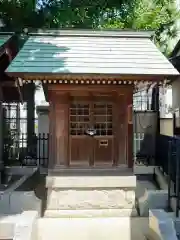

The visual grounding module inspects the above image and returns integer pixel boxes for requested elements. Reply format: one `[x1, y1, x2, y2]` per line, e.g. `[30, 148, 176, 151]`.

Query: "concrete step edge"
[44, 208, 138, 218]
[46, 176, 136, 189]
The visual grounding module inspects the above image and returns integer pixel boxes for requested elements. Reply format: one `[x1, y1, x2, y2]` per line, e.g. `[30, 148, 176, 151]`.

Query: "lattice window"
[94, 103, 113, 136]
[70, 103, 90, 135]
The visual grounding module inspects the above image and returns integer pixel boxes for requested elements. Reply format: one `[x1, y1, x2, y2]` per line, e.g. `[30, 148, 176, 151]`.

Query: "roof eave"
[6, 72, 179, 82]
[0, 33, 15, 53]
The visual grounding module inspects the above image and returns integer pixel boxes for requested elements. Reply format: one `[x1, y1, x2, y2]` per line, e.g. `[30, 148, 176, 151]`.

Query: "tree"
[97, 0, 180, 55]
[0, 0, 179, 55]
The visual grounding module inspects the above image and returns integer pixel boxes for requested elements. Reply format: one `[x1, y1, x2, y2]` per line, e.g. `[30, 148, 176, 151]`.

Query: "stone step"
[37, 217, 148, 240]
[48, 167, 132, 175]
[46, 189, 136, 211]
[44, 208, 138, 218]
[46, 175, 136, 189]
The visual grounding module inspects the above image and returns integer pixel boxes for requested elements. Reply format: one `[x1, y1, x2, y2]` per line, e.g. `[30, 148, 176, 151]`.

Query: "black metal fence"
[3, 133, 49, 167]
[156, 134, 180, 216]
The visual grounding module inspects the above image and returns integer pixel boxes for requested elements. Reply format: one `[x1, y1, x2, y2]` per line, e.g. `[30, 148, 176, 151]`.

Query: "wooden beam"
[0, 81, 15, 87]
[48, 84, 133, 94]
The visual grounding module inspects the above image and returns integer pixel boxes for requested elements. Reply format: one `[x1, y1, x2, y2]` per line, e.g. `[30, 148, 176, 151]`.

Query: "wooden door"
[69, 97, 114, 166]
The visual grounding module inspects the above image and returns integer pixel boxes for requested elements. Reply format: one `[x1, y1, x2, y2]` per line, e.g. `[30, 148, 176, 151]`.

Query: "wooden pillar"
[48, 91, 69, 168]
[26, 83, 35, 151]
[48, 94, 56, 169]
[117, 94, 126, 165]
[127, 86, 133, 168]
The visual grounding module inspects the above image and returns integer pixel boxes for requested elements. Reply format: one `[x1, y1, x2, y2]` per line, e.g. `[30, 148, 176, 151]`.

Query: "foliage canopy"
[0, 0, 179, 55]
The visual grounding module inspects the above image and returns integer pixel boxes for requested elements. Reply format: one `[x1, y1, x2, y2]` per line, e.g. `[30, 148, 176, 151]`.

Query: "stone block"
[46, 189, 136, 210]
[148, 209, 178, 240]
[0, 213, 21, 239]
[14, 211, 38, 240]
[138, 190, 168, 217]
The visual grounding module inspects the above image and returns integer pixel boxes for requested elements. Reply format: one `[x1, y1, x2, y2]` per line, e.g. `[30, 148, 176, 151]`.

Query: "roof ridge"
[28, 29, 154, 38]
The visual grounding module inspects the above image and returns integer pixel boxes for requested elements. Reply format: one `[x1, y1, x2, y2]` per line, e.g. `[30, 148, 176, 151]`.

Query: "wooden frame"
[48, 84, 133, 168]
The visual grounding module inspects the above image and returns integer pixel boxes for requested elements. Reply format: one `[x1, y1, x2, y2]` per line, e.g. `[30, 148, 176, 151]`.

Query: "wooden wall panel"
[48, 90, 69, 167]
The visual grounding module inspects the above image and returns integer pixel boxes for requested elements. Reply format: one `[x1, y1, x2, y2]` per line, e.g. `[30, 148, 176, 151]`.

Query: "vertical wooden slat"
[47, 133, 49, 168]
[89, 93, 94, 166]
[66, 93, 70, 166]
[113, 94, 118, 166]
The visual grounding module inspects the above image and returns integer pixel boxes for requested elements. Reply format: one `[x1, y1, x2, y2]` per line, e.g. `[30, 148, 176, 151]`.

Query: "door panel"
[70, 137, 91, 163]
[94, 137, 113, 163]
[69, 97, 114, 165]
[69, 101, 90, 164]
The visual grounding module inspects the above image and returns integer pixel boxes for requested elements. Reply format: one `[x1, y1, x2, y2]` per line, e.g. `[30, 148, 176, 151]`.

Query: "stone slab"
[44, 208, 138, 218]
[46, 189, 135, 210]
[37, 217, 148, 240]
[46, 175, 136, 189]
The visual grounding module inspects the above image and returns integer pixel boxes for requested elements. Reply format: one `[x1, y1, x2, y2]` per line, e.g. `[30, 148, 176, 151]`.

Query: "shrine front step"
[45, 175, 137, 217]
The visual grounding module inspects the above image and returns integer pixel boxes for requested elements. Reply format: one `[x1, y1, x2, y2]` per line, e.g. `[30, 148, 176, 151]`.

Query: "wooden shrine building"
[6, 30, 179, 169]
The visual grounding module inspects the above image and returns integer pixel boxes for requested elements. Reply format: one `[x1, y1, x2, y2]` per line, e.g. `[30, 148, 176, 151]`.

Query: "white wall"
[36, 106, 49, 135]
[36, 106, 49, 166]
[160, 118, 173, 136]
[172, 76, 180, 111]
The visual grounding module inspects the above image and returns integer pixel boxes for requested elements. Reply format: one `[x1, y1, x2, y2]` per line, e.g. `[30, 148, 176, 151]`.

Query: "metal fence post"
[167, 140, 172, 211]
[175, 139, 180, 217]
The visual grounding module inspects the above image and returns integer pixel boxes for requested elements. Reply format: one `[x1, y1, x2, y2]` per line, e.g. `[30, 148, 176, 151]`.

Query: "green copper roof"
[6, 30, 179, 76]
[0, 35, 12, 49]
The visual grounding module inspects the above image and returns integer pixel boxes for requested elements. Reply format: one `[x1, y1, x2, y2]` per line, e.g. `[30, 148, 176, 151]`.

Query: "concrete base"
[148, 209, 178, 240]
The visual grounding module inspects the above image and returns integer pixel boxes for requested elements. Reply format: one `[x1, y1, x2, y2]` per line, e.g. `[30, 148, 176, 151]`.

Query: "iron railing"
[3, 133, 49, 168]
[156, 134, 180, 217]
